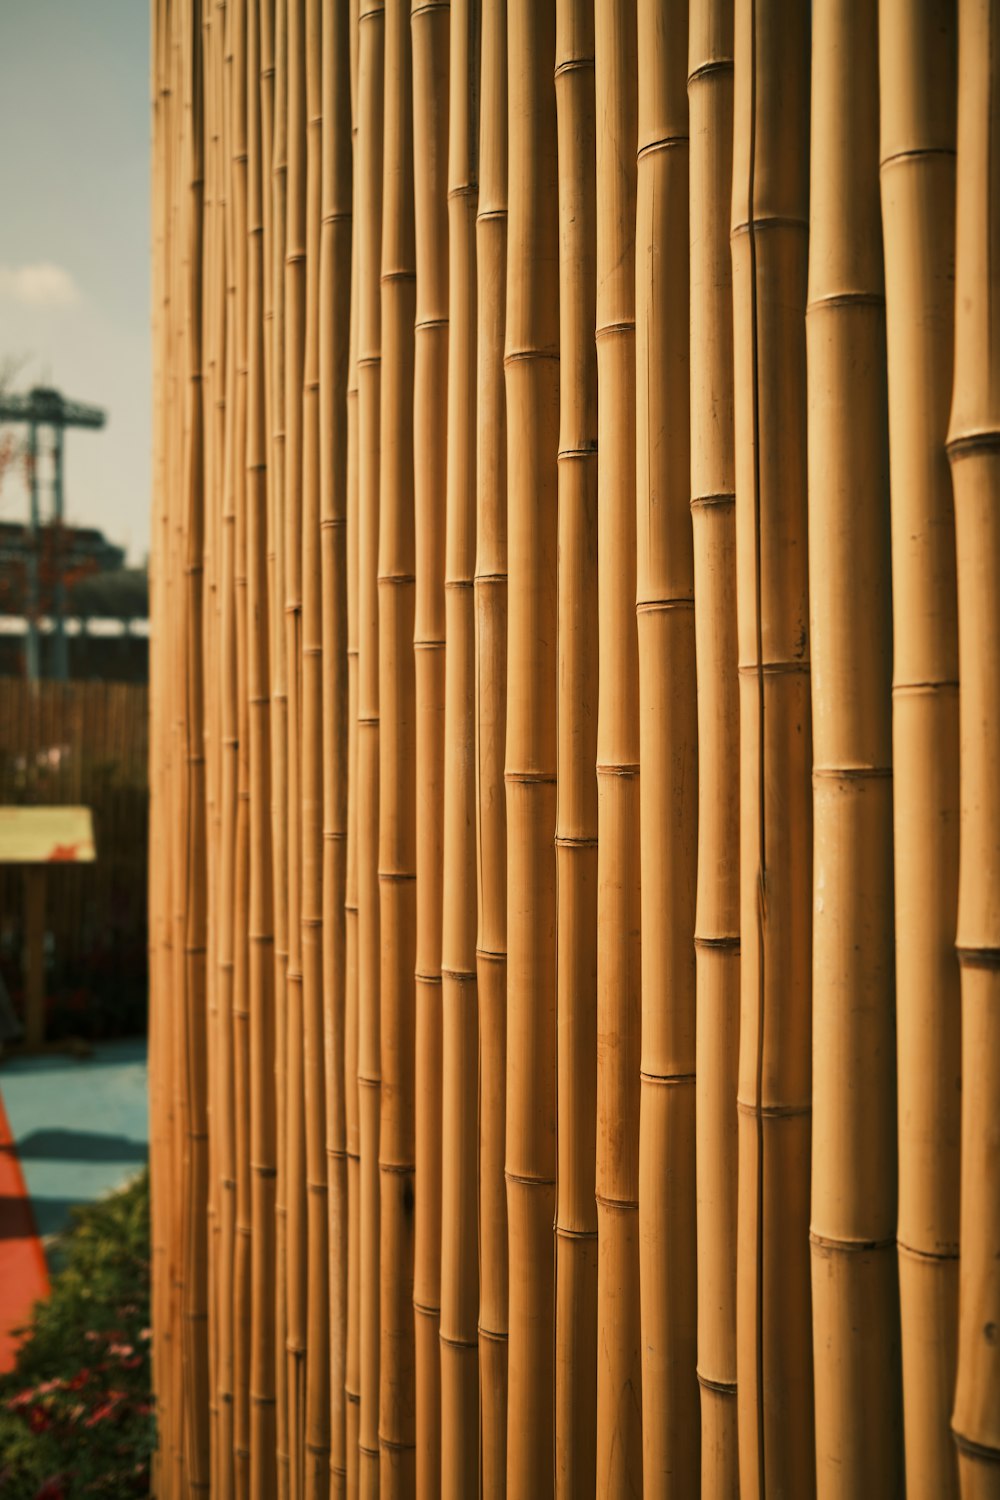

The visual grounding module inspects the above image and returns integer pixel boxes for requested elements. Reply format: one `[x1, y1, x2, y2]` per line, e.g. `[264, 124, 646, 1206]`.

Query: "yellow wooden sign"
[0, 806, 96, 864]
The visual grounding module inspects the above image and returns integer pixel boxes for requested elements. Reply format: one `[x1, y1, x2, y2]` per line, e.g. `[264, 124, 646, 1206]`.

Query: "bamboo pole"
[216, 0, 241, 1485]
[635, 1, 699, 1490]
[878, 5, 961, 1495]
[246, 0, 279, 1487]
[552, 0, 598, 1490]
[344, 2, 363, 1493]
[377, 4, 418, 1491]
[731, 0, 814, 1493]
[474, 1, 509, 1488]
[320, 1, 353, 1495]
[150, 9, 174, 1483]
[410, 3, 448, 1490]
[806, 2, 903, 1493]
[204, 4, 227, 1481]
[687, 0, 739, 1491]
[593, 0, 642, 1491]
[285, 0, 311, 1481]
[301, 0, 332, 1492]
[169, 12, 188, 1488]
[269, 0, 291, 1485]
[949, 2, 1000, 1491]
[356, 3, 385, 1492]
[440, 3, 479, 1492]
[180, 1, 211, 1485]
[504, 2, 558, 1494]
[230, 1, 254, 1485]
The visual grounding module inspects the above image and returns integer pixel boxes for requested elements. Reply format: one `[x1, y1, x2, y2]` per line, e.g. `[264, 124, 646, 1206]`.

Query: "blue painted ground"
[0, 1038, 148, 1252]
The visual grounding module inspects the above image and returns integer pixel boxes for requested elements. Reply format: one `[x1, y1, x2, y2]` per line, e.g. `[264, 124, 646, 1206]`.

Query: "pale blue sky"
[0, 2, 151, 562]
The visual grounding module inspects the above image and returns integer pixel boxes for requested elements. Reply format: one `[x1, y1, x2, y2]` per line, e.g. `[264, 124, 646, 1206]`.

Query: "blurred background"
[0, 0, 150, 1043]
[0, 11, 154, 1462]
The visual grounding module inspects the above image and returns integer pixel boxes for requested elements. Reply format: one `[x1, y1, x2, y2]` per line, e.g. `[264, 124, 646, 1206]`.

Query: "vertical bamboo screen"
[149, 1, 1000, 1495]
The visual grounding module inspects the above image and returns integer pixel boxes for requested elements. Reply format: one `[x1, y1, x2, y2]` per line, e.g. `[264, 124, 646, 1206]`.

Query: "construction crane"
[0, 386, 107, 681]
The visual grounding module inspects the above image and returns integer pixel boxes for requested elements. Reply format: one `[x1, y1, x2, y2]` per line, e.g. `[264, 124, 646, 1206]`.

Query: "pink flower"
[84, 1397, 121, 1428]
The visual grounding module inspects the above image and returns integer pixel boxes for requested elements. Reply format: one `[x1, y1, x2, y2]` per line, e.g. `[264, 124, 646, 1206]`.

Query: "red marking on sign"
[47, 843, 82, 863]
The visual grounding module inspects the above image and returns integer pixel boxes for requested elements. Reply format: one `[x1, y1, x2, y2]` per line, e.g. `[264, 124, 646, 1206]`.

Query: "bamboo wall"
[0, 677, 148, 1030]
[148, 1, 1000, 1496]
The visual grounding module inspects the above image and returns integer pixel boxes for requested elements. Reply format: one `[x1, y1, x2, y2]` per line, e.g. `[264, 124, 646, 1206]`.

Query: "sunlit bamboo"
[474, 2, 509, 1488]
[878, 5, 961, 1494]
[635, 0, 700, 1490]
[356, 3, 385, 1492]
[246, 0, 279, 1487]
[301, 0, 331, 1491]
[319, 0, 353, 1494]
[807, 2, 903, 1493]
[377, 1, 418, 1491]
[731, 0, 814, 1492]
[410, 2, 449, 1489]
[552, 0, 598, 1490]
[284, 0, 310, 1484]
[687, 0, 739, 1491]
[594, 0, 642, 1489]
[504, 3, 559, 1494]
[949, 1, 1000, 1491]
[439, 3, 479, 1492]
[344, 2, 362, 1492]
[268, 0, 292, 1484]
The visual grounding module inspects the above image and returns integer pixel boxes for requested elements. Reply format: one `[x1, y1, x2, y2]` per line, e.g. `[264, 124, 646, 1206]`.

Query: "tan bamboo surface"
[246, 0, 280, 1487]
[949, 1, 1000, 1491]
[301, 0, 333, 1493]
[203, 3, 226, 1482]
[593, 0, 642, 1491]
[635, 0, 699, 1492]
[283, 0, 310, 1486]
[356, 3, 385, 1493]
[688, 0, 739, 1492]
[878, 4, 961, 1495]
[474, 1, 509, 1489]
[410, 1, 449, 1492]
[232, 0, 254, 1478]
[552, 0, 598, 1491]
[731, 0, 815, 1495]
[268, 0, 292, 1486]
[439, 3, 480, 1494]
[806, 2, 903, 1494]
[216, 0, 241, 1486]
[319, 1, 353, 1494]
[182, 2, 212, 1486]
[149, 7, 172, 1484]
[377, 1, 418, 1492]
[230, 0, 254, 1485]
[503, 2, 559, 1495]
[345, 2, 363, 1492]
[149, 6, 1000, 1495]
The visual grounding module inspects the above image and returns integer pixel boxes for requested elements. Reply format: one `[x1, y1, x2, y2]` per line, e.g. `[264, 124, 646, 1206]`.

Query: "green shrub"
[0, 1171, 154, 1497]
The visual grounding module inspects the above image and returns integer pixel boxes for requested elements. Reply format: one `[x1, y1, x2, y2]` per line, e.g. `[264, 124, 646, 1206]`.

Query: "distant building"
[0, 522, 148, 683]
